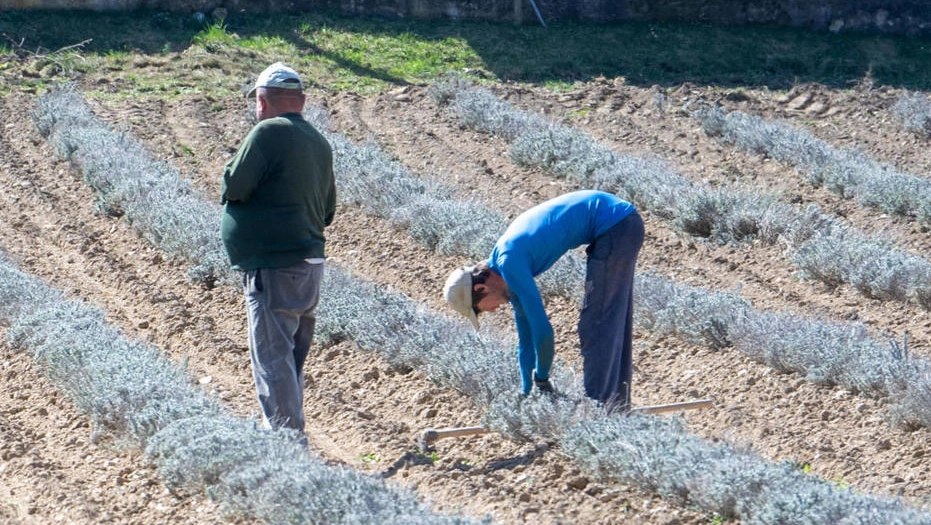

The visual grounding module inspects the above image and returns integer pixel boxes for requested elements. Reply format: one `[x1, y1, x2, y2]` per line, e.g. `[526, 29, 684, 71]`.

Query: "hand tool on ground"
[415, 398, 714, 450]
[417, 425, 489, 451]
[625, 398, 715, 416]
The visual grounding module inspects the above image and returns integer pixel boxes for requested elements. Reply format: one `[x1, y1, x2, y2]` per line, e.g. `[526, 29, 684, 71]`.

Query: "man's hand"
[533, 372, 555, 394]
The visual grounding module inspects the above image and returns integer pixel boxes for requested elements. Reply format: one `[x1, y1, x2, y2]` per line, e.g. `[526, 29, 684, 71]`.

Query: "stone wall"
[4, 0, 931, 35]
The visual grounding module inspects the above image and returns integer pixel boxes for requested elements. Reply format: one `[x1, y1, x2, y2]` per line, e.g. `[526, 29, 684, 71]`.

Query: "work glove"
[533, 372, 555, 395]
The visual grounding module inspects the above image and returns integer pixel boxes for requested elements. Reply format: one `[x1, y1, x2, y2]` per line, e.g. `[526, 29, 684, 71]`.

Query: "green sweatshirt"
[221, 113, 336, 271]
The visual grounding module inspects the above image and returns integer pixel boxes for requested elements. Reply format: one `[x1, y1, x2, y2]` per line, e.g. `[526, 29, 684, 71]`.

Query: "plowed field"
[2, 11, 931, 525]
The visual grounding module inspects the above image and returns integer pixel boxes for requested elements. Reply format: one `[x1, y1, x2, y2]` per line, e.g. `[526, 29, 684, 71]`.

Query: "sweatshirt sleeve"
[501, 264, 554, 394]
[221, 127, 268, 204]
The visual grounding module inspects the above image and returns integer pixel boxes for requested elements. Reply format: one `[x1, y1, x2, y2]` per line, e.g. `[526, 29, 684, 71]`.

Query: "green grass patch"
[190, 21, 239, 52]
[3, 9, 931, 97]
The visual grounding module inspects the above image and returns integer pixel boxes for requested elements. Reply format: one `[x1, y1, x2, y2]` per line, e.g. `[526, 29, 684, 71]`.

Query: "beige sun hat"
[443, 265, 479, 330]
[246, 62, 304, 98]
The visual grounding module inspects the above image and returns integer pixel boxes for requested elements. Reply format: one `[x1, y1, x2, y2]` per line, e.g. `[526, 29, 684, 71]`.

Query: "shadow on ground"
[4, 9, 931, 90]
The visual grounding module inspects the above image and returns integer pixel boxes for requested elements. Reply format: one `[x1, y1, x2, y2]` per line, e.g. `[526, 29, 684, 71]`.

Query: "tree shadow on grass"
[5, 9, 931, 93]
[239, 11, 931, 91]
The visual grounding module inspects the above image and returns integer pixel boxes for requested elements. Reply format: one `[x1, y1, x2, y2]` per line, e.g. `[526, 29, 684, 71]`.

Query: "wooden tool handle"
[628, 398, 714, 415]
[428, 426, 488, 440]
[418, 425, 489, 448]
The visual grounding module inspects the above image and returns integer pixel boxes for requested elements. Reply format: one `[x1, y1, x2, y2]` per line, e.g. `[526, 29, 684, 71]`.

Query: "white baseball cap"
[443, 265, 479, 330]
[246, 62, 304, 98]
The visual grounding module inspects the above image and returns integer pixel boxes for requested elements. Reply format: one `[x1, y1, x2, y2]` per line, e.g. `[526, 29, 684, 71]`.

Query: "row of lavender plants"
[26, 84, 480, 525]
[30, 83, 931, 524]
[892, 92, 931, 138]
[424, 78, 931, 426]
[430, 78, 931, 312]
[698, 104, 931, 225]
[0, 258, 476, 525]
[304, 91, 931, 430]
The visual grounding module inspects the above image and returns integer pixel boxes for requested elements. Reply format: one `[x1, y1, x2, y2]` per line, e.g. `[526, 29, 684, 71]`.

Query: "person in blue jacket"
[443, 190, 644, 410]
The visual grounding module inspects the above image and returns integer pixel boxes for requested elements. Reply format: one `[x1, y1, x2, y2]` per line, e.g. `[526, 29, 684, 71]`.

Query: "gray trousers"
[578, 211, 644, 409]
[243, 260, 323, 438]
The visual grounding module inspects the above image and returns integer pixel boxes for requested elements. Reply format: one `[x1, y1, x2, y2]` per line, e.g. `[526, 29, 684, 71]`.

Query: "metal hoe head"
[416, 426, 487, 452]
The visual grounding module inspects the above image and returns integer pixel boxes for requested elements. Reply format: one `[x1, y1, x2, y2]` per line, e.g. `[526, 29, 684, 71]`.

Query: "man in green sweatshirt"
[221, 62, 336, 444]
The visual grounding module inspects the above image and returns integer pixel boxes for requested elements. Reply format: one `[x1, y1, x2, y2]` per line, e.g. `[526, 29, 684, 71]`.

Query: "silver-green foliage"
[727, 308, 897, 393]
[439, 81, 931, 311]
[892, 92, 931, 138]
[672, 186, 794, 243]
[307, 103, 590, 329]
[793, 232, 931, 309]
[448, 87, 547, 141]
[426, 73, 479, 107]
[33, 83, 931, 524]
[32, 83, 229, 286]
[147, 414, 476, 525]
[450, 83, 817, 247]
[216, 459, 477, 525]
[226, 86, 931, 521]
[305, 108, 504, 260]
[634, 272, 931, 426]
[28, 83, 528, 428]
[507, 123, 785, 244]
[331, 76, 931, 440]
[563, 414, 931, 525]
[0, 254, 478, 524]
[535, 250, 586, 303]
[886, 358, 931, 429]
[634, 273, 748, 350]
[145, 414, 305, 493]
[27, 86, 485, 524]
[341, 78, 931, 428]
[484, 384, 602, 444]
[509, 125, 616, 182]
[1, 268, 219, 447]
[392, 196, 504, 258]
[700, 105, 931, 225]
[326, 131, 429, 215]
[314, 265, 520, 406]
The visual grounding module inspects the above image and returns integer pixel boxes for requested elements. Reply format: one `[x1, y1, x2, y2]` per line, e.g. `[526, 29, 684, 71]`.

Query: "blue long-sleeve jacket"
[486, 190, 635, 394]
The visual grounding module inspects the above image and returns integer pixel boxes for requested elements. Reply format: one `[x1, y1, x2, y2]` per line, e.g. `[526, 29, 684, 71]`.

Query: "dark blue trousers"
[578, 211, 644, 409]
